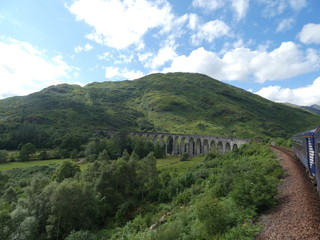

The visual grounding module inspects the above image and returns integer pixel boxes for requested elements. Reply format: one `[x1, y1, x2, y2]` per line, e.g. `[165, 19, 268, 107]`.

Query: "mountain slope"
[301, 105, 320, 115]
[0, 72, 319, 149]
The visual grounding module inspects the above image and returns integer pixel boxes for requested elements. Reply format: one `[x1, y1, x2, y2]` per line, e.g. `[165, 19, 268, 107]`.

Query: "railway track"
[270, 145, 297, 159]
[271, 144, 317, 184]
[257, 145, 320, 239]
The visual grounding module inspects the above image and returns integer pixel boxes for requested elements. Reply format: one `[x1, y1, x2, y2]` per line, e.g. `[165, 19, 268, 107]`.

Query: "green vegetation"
[0, 142, 283, 239]
[0, 73, 319, 152]
[0, 72, 314, 239]
[157, 156, 203, 174]
[99, 142, 282, 239]
[0, 159, 66, 172]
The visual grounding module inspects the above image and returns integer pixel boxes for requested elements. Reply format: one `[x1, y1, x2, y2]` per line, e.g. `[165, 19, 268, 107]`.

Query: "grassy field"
[1, 155, 204, 174]
[0, 159, 70, 172]
[156, 156, 204, 174]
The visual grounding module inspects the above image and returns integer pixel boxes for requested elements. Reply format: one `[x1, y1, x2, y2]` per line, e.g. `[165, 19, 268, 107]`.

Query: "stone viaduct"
[104, 131, 250, 157]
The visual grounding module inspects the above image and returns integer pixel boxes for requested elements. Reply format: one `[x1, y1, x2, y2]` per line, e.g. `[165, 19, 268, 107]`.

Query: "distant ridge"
[284, 103, 320, 115]
[0, 72, 320, 149]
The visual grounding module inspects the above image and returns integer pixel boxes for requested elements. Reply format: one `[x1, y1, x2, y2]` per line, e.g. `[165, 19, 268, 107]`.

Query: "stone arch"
[203, 139, 209, 155]
[160, 135, 165, 147]
[188, 138, 195, 157]
[166, 135, 174, 155]
[232, 144, 238, 151]
[152, 135, 159, 146]
[173, 136, 180, 155]
[180, 137, 187, 155]
[144, 134, 152, 143]
[225, 142, 231, 152]
[217, 141, 223, 154]
[196, 138, 202, 155]
[210, 140, 216, 152]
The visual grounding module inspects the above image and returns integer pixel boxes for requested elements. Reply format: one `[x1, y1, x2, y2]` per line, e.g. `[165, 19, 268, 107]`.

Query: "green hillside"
[0, 72, 319, 149]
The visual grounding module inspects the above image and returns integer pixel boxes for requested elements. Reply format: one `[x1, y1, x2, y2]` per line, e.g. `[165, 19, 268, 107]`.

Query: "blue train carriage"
[292, 128, 317, 179]
[313, 128, 320, 191]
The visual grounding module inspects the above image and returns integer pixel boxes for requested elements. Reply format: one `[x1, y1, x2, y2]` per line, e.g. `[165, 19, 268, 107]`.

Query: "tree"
[52, 161, 80, 183]
[0, 150, 9, 163]
[65, 230, 96, 240]
[136, 152, 159, 200]
[154, 143, 165, 158]
[0, 203, 12, 240]
[22, 176, 53, 238]
[39, 150, 48, 160]
[97, 149, 110, 161]
[0, 173, 9, 195]
[3, 186, 17, 203]
[60, 132, 88, 151]
[47, 180, 98, 239]
[114, 130, 129, 157]
[70, 149, 78, 159]
[19, 143, 36, 161]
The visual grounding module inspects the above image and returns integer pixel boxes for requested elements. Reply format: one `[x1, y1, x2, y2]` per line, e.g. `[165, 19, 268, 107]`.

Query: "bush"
[52, 160, 80, 182]
[0, 150, 9, 163]
[196, 196, 234, 236]
[179, 153, 189, 161]
[230, 174, 277, 212]
[222, 223, 262, 240]
[65, 230, 96, 240]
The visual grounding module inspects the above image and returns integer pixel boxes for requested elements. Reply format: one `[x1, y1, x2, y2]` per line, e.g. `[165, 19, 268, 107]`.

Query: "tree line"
[0, 142, 284, 239]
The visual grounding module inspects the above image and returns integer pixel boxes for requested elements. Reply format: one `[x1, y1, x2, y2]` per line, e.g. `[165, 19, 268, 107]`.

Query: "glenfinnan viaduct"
[104, 131, 250, 157]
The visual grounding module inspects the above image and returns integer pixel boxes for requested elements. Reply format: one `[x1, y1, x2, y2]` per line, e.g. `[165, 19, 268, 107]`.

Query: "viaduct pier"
[103, 131, 250, 157]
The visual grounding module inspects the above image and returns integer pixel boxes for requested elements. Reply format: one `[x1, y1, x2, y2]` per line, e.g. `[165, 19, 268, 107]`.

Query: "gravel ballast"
[257, 148, 320, 240]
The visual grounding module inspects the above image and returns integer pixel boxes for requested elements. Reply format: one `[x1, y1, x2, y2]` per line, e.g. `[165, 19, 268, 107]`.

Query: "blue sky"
[0, 0, 320, 105]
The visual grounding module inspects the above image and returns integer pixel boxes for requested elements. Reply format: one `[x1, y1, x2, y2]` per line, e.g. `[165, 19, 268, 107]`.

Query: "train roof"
[292, 127, 319, 138]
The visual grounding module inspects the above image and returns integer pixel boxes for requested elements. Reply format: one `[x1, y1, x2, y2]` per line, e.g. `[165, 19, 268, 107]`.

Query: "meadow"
[0, 159, 69, 172]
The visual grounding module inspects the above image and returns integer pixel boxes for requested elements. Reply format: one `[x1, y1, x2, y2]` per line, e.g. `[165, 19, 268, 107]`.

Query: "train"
[292, 127, 320, 191]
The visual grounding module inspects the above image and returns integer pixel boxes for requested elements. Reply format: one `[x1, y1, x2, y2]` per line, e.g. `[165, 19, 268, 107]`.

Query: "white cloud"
[138, 52, 153, 62]
[105, 66, 120, 79]
[74, 43, 93, 53]
[288, 0, 307, 11]
[162, 47, 223, 77]
[276, 18, 295, 32]
[256, 77, 320, 105]
[188, 14, 199, 30]
[192, 0, 224, 11]
[0, 37, 75, 99]
[105, 66, 144, 80]
[297, 23, 320, 44]
[67, 0, 174, 49]
[191, 20, 231, 45]
[231, 0, 249, 21]
[98, 52, 111, 61]
[163, 42, 320, 83]
[192, 0, 249, 20]
[149, 45, 177, 69]
[259, 0, 286, 17]
[258, 0, 306, 17]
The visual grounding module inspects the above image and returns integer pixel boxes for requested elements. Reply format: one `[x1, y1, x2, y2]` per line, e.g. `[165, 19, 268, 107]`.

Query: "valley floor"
[257, 148, 320, 239]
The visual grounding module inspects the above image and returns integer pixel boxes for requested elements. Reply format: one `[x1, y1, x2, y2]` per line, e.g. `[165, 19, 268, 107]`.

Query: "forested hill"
[0, 72, 319, 149]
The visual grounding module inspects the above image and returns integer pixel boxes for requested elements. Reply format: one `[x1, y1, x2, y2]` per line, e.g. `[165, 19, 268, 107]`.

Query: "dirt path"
[257, 148, 320, 240]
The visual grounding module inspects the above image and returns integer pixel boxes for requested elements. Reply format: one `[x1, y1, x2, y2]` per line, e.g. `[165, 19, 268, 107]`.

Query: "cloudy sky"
[1, 0, 320, 105]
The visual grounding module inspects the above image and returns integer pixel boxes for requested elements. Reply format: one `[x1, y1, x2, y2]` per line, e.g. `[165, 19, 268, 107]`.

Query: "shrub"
[65, 230, 96, 240]
[179, 153, 189, 161]
[0, 150, 9, 163]
[196, 196, 233, 236]
[230, 174, 277, 212]
[52, 160, 80, 182]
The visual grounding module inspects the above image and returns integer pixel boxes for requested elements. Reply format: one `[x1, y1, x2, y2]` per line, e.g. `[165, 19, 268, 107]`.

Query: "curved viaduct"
[105, 131, 250, 157]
